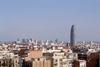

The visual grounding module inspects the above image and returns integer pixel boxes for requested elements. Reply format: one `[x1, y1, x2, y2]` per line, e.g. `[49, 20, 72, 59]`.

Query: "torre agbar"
[70, 25, 77, 46]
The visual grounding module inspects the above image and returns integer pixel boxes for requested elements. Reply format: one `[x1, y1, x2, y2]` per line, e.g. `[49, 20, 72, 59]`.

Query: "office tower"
[66, 41, 70, 46]
[17, 38, 20, 41]
[38, 40, 44, 44]
[17, 38, 20, 43]
[70, 25, 77, 46]
[26, 39, 30, 43]
[55, 39, 58, 43]
[50, 40, 53, 43]
[90, 41, 93, 45]
[30, 38, 33, 42]
[40, 40, 44, 44]
[34, 40, 38, 45]
[46, 40, 49, 45]
[22, 39, 26, 43]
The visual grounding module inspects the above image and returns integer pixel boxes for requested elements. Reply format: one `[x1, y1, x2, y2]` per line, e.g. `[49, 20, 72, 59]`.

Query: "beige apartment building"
[25, 50, 42, 61]
[25, 58, 53, 67]
[43, 51, 78, 67]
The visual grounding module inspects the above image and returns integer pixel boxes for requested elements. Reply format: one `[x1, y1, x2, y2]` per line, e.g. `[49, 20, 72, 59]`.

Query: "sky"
[0, 0, 100, 42]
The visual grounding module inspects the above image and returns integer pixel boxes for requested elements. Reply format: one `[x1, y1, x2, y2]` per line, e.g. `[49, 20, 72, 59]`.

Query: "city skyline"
[0, 0, 100, 41]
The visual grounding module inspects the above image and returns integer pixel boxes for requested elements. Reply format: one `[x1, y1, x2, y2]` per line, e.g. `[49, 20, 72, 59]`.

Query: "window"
[16, 61, 17, 63]
[60, 59, 62, 61]
[54, 63, 58, 66]
[54, 59, 58, 62]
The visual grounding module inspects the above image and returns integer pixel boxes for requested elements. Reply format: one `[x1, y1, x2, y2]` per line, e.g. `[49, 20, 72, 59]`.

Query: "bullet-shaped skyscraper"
[70, 25, 77, 46]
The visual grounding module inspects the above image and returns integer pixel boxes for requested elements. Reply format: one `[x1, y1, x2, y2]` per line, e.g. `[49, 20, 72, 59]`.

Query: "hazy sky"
[0, 0, 100, 42]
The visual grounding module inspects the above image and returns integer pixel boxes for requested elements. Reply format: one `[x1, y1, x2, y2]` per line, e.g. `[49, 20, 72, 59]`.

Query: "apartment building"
[25, 50, 42, 61]
[25, 58, 53, 67]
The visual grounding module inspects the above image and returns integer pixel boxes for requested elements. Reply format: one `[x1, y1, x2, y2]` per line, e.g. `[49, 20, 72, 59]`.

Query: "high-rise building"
[55, 39, 58, 43]
[30, 38, 33, 42]
[26, 39, 30, 43]
[17, 38, 20, 43]
[22, 39, 26, 43]
[45, 40, 49, 45]
[70, 25, 77, 46]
